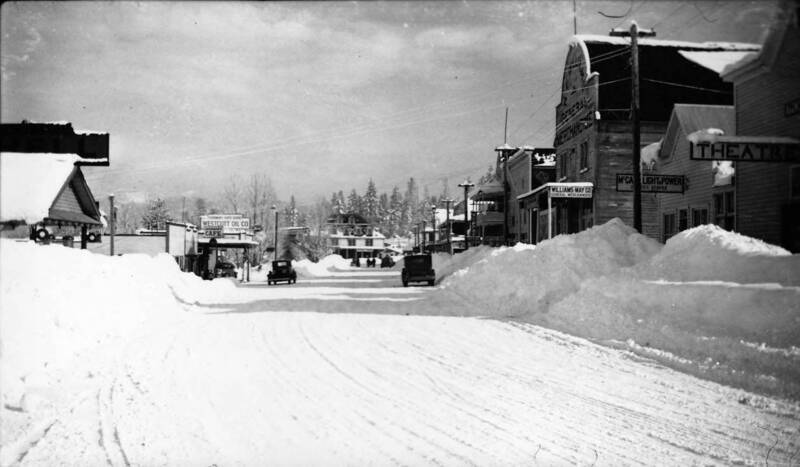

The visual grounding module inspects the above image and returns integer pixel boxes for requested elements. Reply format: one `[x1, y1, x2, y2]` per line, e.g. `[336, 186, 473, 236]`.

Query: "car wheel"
[402, 281, 408, 287]
[88, 232, 97, 242]
[428, 280, 434, 286]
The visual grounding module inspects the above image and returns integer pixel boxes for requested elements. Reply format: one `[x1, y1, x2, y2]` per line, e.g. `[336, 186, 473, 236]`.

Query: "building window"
[678, 209, 688, 231]
[365, 238, 373, 247]
[347, 238, 356, 246]
[792, 166, 800, 197]
[663, 213, 676, 242]
[713, 191, 735, 231]
[579, 141, 588, 171]
[692, 208, 708, 227]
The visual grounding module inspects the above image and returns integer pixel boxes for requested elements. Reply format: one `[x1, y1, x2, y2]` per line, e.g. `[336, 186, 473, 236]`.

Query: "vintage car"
[401, 254, 435, 287]
[214, 261, 238, 279]
[267, 260, 297, 285]
[380, 256, 395, 268]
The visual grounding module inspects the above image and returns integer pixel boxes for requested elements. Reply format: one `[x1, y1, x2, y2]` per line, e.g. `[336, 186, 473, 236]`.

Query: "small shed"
[0, 152, 102, 247]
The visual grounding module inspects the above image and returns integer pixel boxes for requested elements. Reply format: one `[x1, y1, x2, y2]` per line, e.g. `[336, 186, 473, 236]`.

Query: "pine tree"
[363, 179, 379, 223]
[347, 189, 361, 214]
[141, 198, 173, 230]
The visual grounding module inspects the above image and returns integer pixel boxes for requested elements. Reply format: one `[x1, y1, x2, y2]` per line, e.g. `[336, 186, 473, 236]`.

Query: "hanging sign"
[616, 174, 685, 193]
[548, 183, 593, 198]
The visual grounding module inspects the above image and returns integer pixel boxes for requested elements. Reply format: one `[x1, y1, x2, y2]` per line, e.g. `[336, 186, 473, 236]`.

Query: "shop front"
[517, 182, 594, 242]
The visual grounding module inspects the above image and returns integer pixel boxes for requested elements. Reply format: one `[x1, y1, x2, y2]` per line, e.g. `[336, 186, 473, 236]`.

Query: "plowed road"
[8, 270, 800, 466]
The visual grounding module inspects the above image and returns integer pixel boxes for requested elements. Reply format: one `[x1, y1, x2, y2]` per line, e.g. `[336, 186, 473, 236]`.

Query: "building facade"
[552, 34, 759, 240]
[324, 212, 386, 259]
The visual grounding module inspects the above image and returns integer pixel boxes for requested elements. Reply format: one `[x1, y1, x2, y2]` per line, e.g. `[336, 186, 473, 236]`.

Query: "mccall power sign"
[616, 174, 685, 194]
[200, 214, 251, 233]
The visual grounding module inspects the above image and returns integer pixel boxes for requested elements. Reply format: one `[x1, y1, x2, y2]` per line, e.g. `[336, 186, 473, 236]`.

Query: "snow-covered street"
[3, 260, 799, 466]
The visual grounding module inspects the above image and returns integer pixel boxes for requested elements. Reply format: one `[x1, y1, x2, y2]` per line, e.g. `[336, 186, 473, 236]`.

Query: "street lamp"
[271, 205, 278, 261]
[458, 180, 474, 249]
[430, 204, 437, 250]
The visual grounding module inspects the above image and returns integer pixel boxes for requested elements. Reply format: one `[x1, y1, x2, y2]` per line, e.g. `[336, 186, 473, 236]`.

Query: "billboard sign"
[616, 174, 685, 194]
[200, 214, 251, 233]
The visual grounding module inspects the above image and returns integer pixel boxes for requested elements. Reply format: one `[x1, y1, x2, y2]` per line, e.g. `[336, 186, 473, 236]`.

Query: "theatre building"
[717, 4, 800, 251]
[550, 34, 759, 240]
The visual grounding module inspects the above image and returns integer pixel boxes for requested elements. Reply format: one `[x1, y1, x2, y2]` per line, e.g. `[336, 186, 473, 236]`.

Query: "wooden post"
[547, 188, 553, 240]
[610, 23, 655, 233]
[109, 194, 115, 256]
[80, 225, 88, 249]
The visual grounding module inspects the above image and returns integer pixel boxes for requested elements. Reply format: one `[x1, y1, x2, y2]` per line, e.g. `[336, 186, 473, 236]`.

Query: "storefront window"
[692, 208, 708, 226]
[580, 141, 588, 171]
[714, 191, 735, 230]
[678, 209, 688, 231]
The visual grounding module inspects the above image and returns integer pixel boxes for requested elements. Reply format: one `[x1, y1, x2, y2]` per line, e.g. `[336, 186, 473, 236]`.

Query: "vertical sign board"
[166, 223, 187, 256]
[616, 174, 685, 193]
[554, 45, 597, 148]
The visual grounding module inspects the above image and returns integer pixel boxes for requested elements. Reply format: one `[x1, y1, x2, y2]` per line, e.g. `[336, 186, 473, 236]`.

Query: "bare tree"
[222, 175, 244, 214]
[246, 173, 277, 227]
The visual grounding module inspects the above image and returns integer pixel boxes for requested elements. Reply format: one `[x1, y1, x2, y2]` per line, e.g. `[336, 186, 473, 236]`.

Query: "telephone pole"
[458, 180, 474, 250]
[610, 22, 655, 233]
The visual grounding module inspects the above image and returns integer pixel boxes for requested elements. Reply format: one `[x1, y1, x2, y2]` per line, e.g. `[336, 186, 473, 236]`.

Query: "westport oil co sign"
[200, 214, 251, 234]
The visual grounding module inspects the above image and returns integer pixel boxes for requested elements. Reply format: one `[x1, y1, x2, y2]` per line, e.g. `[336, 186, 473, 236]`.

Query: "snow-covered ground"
[1, 219, 799, 465]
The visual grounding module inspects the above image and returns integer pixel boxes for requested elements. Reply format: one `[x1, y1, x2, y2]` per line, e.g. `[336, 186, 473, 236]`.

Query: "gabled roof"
[0, 152, 102, 225]
[660, 105, 735, 159]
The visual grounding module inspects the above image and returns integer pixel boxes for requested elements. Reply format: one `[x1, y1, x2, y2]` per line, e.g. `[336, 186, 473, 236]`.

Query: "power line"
[642, 77, 732, 94]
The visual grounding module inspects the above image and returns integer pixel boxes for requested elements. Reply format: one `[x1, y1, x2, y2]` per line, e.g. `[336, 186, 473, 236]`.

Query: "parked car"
[401, 254, 435, 287]
[214, 261, 238, 279]
[268, 260, 297, 285]
[380, 256, 395, 268]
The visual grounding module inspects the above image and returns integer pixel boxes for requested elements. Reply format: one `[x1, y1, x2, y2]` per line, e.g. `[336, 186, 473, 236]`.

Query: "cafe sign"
[689, 136, 800, 163]
[549, 183, 593, 198]
[616, 174, 685, 194]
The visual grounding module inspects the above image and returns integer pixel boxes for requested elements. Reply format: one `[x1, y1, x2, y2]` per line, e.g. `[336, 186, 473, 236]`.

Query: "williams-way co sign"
[616, 174, 685, 194]
[548, 183, 593, 198]
[200, 214, 250, 233]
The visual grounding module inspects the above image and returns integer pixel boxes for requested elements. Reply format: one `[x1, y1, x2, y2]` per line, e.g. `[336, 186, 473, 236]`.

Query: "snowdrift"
[0, 239, 233, 409]
[437, 219, 800, 399]
[293, 254, 353, 277]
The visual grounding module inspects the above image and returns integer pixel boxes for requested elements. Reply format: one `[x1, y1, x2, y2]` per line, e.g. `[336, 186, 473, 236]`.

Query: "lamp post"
[458, 180, 474, 249]
[430, 204, 437, 251]
[271, 205, 278, 261]
[443, 199, 453, 254]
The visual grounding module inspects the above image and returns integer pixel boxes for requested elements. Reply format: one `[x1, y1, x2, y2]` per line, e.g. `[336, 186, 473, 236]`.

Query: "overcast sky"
[1, 1, 780, 204]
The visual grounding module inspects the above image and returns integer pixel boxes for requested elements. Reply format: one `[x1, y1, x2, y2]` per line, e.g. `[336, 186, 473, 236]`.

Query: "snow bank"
[437, 220, 800, 398]
[0, 239, 230, 409]
[293, 254, 353, 277]
[440, 218, 661, 315]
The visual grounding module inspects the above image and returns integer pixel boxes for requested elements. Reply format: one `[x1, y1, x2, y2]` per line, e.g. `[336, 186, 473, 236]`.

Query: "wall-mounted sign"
[549, 183, 593, 198]
[689, 140, 799, 163]
[200, 214, 251, 233]
[554, 44, 597, 147]
[616, 173, 685, 194]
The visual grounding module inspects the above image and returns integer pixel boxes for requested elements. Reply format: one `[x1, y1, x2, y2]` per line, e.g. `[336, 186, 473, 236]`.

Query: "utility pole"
[271, 205, 278, 260]
[443, 199, 453, 254]
[109, 194, 115, 256]
[421, 220, 426, 252]
[430, 205, 437, 251]
[458, 180, 474, 250]
[610, 22, 655, 233]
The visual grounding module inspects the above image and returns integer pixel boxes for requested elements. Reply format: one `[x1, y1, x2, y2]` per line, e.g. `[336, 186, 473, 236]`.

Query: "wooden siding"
[734, 48, 800, 248]
[51, 183, 81, 213]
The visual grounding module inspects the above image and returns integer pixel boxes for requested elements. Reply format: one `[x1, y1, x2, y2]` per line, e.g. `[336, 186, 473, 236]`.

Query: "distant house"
[0, 152, 103, 247]
[324, 212, 386, 260]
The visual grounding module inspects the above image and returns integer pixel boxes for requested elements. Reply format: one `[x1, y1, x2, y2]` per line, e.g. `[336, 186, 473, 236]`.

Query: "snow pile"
[440, 218, 661, 315]
[0, 239, 230, 410]
[293, 254, 353, 277]
[438, 220, 800, 398]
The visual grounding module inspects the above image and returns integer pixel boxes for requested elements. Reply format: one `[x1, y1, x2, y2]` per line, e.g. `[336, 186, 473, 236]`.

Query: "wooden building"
[324, 212, 386, 260]
[553, 34, 759, 240]
[719, 2, 800, 251]
[655, 104, 736, 241]
[0, 153, 103, 247]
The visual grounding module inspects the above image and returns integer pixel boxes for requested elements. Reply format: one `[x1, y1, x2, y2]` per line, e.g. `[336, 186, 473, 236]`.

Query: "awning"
[198, 238, 259, 249]
[46, 209, 103, 226]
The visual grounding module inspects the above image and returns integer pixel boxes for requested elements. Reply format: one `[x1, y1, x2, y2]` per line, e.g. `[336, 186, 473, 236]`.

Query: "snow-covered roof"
[678, 51, 758, 74]
[572, 35, 759, 51]
[641, 140, 662, 168]
[0, 152, 83, 224]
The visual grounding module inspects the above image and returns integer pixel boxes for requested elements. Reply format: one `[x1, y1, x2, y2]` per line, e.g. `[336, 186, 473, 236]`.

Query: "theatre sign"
[689, 135, 800, 163]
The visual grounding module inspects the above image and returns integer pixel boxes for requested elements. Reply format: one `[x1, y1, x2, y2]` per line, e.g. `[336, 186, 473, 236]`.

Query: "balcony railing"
[475, 211, 503, 225]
